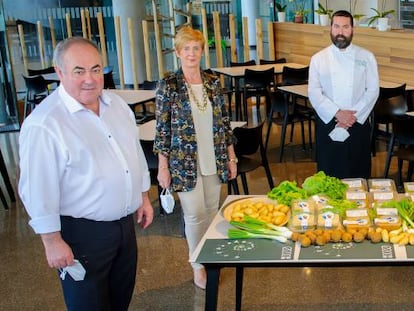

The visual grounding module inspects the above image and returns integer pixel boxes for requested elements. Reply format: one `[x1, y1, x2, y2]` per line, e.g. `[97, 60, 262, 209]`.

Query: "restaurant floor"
[1, 121, 414, 311]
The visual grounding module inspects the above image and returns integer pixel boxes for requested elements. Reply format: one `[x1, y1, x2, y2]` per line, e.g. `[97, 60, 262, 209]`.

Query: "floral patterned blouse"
[153, 68, 235, 192]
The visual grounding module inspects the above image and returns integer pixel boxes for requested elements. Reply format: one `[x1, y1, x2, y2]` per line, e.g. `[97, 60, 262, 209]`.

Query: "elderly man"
[308, 10, 379, 179]
[18, 37, 153, 310]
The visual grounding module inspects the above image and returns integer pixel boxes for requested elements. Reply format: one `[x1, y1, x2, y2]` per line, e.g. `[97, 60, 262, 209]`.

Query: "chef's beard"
[331, 33, 353, 49]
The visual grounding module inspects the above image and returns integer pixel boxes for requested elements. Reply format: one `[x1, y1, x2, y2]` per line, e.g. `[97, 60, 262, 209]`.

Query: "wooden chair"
[28, 66, 59, 89]
[135, 80, 157, 124]
[228, 122, 274, 195]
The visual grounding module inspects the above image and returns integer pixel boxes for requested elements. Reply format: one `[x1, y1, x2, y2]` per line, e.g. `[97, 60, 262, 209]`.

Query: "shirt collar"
[331, 43, 354, 54]
[58, 85, 111, 114]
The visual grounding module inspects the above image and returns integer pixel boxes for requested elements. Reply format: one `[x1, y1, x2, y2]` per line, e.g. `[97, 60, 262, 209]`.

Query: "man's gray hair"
[53, 37, 101, 72]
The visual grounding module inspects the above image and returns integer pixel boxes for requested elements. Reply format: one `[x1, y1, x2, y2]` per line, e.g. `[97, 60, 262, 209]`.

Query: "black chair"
[135, 80, 157, 124]
[228, 60, 256, 120]
[242, 67, 275, 123]
[228, 122, 274, 195]
[103, 66, 116, 89]
[383, 114, 414, 188]
[22, 75, 50, 119]
[371, 83, 407, 156]
[265, 66, 312, 162]
[259, 58, 287, 86]
[28, 66, 59, 88]
[140, 139, 163, 215]
[0, 148, 16, 209]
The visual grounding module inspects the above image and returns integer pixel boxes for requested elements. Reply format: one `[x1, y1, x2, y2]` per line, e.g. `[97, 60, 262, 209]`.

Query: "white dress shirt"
[18, 86, 151, 234]
[308, 43, 379, 124]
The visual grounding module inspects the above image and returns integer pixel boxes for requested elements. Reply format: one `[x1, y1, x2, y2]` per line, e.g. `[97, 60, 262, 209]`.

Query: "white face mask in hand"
[59, 259, 86, 281]
[329, 127, 350, 142]
[160, 188, 175, 214]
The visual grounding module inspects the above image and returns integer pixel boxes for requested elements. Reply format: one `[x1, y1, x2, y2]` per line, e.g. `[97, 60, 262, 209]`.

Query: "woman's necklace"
[185, 80, 208, 113]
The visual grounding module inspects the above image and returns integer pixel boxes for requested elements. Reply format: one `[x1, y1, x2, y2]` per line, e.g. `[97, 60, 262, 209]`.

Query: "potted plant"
[289, 0, 309, 23]
[315, 1, 332, 26]
[349, 0, 365, 26]
[275, 1, 287, 22]
[367, 0, 395, 31]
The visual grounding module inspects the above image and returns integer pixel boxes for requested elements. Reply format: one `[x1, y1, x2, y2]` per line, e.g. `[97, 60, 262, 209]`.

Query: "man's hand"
[137, 192, 154, 229]
[41, 232, 74, 269]
[335, 109, 357, 129]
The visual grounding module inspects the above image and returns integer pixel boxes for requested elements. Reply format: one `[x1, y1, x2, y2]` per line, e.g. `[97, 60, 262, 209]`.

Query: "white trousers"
[177, 173, 221, 270]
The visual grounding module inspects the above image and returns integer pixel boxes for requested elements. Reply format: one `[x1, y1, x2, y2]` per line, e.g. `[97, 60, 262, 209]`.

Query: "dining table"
[138, 119, 247, 141]
[108, 89, 156, 109]
[211, 63, 307, 121]
[190, 194, 414, 311]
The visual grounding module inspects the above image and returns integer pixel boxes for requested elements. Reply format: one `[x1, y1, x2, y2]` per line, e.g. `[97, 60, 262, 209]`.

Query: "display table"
[190, 195, 414, 311]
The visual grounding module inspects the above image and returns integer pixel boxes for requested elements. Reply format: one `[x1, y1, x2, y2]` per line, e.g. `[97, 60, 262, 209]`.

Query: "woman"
[154, 26, 237, 289]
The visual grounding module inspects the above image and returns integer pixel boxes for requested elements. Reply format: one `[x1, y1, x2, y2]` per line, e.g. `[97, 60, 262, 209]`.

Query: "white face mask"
[59, 259, 86, 281]
[160, 188, 175, 214]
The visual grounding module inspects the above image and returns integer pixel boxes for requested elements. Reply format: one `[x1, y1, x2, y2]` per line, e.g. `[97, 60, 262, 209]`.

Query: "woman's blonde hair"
[174, 26, 205, 52]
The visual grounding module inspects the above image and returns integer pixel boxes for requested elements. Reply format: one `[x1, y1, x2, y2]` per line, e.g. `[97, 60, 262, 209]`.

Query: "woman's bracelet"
[159, 166, 169, 170]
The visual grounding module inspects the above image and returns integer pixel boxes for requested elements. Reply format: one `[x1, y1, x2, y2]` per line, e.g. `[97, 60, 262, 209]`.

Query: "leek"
[243, 215, 292, 234]
[228, 228, 288, 243]
[230, 220, 292, 239]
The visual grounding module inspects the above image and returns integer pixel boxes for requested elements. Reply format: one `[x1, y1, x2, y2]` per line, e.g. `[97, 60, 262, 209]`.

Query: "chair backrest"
[141, 80, 157, 90]
[233, 122, 265, 156]
[282, 66, 309, 86]
[259, 58, 287, 65]
[230, 60, 256, 67]
[22, 75, 49, 95]
[244, 67, 275, 89]
[379, 83, 406, 100]
[140, 139, 158, 169]
[103, 66, 116, 89]
[374, 94, 408, 124]
[391, 115, 414, 146]
[28, 66, 55, 76]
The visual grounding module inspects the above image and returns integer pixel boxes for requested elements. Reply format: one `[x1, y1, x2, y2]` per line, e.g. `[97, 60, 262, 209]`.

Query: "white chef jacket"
[18, 86, 151, 234]
[308, 43, 379, 124]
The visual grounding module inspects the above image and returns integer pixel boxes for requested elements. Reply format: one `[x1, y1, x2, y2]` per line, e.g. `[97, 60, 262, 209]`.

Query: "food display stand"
[190, 195, 414, 311]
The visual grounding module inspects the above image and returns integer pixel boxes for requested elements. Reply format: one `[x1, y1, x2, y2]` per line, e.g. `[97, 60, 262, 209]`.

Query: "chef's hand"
[335, 109, 356, 129]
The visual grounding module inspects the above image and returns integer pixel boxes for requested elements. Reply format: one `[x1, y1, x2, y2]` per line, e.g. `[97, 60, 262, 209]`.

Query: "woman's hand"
[228, 160, 238, 180]
[157, 167, 171, 189]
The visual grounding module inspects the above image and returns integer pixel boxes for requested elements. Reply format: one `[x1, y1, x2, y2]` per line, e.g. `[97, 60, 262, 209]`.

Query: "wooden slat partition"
[114, 16, 125, 89]
[85, 10, 92, 40]
[229, 14, 237, 62]
[37, 21, 46, 68]
[142, 20, 152, 82]
[81, 10, 87, 38]
[267, 21, 275, 61]
[201, 8, 210, 68]
[65, 13, 72, 38]
[97, 12, 108, 67]
[255, 18, 263, 61]
[48, 16, 56, 49]
[273, 22, 414, 85]
[242, 17, 249, 61]
[127, 18, 139, 89]
[18, 25, 28, 75]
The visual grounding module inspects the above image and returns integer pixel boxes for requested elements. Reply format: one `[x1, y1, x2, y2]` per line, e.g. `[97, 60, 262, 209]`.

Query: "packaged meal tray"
[291, 199, 316, 213]
[289, 212, 316, 232]
[368, 178, 396, 192]
[404, 182, 414, 194]
[342, 208, 372, 230]
[345, 190, 370, 208]
[317, 206, 341, 230]
[342, 178, 368, 191]
[310, 195, 331, 210]
[373, 205, 402, 231]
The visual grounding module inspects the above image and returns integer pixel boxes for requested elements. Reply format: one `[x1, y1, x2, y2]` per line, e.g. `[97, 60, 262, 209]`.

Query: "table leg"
[205, 266, 221, 311]
[0, 149, 15, 203]
[235, 266, 244, 311]
[234, 78, 242, 121]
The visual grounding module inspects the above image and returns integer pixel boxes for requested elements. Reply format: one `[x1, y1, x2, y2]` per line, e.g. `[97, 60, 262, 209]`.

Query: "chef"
[308, 9, 379, 179]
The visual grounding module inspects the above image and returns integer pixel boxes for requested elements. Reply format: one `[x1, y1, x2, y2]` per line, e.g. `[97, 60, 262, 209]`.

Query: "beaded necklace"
[186, 81, 208, 113]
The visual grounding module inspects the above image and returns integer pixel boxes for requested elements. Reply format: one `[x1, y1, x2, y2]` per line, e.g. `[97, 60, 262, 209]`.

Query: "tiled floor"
[2, 121, 414, 311]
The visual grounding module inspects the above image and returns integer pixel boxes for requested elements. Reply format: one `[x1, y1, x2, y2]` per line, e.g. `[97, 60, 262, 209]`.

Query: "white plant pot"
[277, 12, 286, 23]
[377, 17, 389, 31]
[319, 14, 329, 26]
